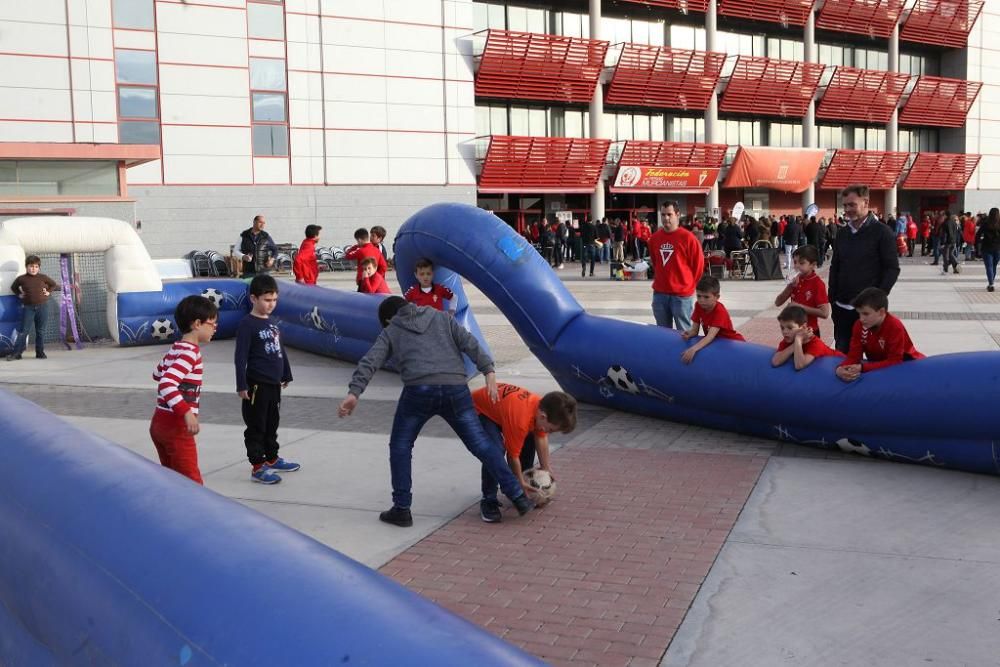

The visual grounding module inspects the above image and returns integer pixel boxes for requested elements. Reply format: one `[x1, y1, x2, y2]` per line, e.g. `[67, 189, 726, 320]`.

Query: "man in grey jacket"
[338, 297, 534, 527]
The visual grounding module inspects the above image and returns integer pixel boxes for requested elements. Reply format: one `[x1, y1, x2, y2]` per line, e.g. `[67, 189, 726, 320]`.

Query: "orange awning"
[0, 142, 160, 166]
[722, 146, 826, 193]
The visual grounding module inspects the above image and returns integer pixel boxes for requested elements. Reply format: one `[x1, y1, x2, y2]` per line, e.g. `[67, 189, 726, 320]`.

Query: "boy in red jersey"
[292, 224, 321, 285]
[358, 257, 391, 294]
[773, 245, 830, 337]
[472, 384, 577, 523]
[149, 295, 218, 484]
[836, 287, 925, 382]
[404, 258, 455, 313]
[771, 305, 843, 370]
[345, 227, 387, 289]
[680, 275, 744, 364]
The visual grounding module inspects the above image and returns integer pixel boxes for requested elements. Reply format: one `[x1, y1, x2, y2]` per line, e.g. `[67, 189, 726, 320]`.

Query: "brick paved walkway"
[380, 447, 767, 666]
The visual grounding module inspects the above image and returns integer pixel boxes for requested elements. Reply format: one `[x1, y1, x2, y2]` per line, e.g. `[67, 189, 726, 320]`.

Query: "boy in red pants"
[149, 295, 218, 484]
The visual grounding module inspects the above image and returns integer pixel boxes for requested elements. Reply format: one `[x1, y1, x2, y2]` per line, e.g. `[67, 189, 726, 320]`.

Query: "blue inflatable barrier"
[394, 203, 1000, 476]
[117, 278, 249, 345]
[0, 295, 19, 351]
[0, 389, 542, 666]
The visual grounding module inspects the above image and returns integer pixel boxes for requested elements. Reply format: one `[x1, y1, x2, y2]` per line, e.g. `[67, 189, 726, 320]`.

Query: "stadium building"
[0, 0, 995, 257]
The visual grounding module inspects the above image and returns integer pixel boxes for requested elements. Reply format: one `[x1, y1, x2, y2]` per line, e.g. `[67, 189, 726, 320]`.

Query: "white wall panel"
[443, 28, 475, 57]
[162, 125, 250, 156]
[289, 99, 324, 128]
[320, 0, 383, 21]
[157, 4, 246, 37]
[387, 104, 445, 132]
[383, 0, 441, 25]
[0, 121, 73, 142]
[326, 101, 387, 130]
[113, 30, 156, 50]
[442, 52, 474, 81]
[159, 64, 248, 97]
[388, 158, 445, 184]
[443, 0, 474, 29]
[386, 77, 441, 105]
[90, 122, 119, 143]
[386, 50, 443, 79]
[126, 159, 163, 184]
[68, 26, 114, 60]
[325, 74, 386, 103]
[448, 158, 476, 184]
[158, 34, 247, 67]
[163, 155, 252, 183]
[73, 122, 95, 142]
[387, 132, 444, 159]
[445, 105, 475, 135]
[0, 56, 69, 88]
[291, 156, 325, 184]
[249, 40, 286, 58]
[327, 156, 389, 182]
[66, 0, 111, 26]
[0, 88, 72, 121]
[291, 128, 324, 156]
[0, 1, 64, 23]
[286, 42, 322, 71]
[70, 60, 116, 92]
[444, 80, 474, 108]
[322, 17, 385, 49]
[384, 24, 440, 53]
[71, 91, 117, 122]
[2, 21, 69, 56]
[326, 130, 387, 157]
[161, 94, 250, 125]
[288, 71, 322, 99]
[323, 45, 385, 75]
[253, 157, 290, 183]
[286, 0, 320, 14]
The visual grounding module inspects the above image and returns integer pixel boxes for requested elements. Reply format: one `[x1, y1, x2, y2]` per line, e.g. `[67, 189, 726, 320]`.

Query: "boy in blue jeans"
[338, 296, 533, 527]
[6, 255, 59, 361]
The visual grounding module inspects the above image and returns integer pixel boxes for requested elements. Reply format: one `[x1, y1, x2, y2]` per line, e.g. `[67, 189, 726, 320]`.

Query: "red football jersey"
[404, 283, 454, 311]
[777, 336, 843, 359]
[692, 302, 745, 341]
[840, 313, 925, 372]
[791, 271, 829, 336]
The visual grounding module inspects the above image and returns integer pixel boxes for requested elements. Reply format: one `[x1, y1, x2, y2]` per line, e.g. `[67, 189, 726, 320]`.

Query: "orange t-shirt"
[472, 384, 544, 457]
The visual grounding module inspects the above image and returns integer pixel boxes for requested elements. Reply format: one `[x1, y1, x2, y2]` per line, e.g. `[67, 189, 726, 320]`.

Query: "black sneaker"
[5, 353, 21, 361]
[512, 494, 535, 516]
[36, 352, 47, 359]
[480, 499, 502, 523]
[379, 506, 413, 527]
[989, 285, 995, 292]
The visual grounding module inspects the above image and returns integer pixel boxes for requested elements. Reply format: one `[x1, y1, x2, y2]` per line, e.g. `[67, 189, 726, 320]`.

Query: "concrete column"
[705, 0, 720, 215]
[802, 7, 817, 211]
[589, 0, 605, 221]
[885, 23, 900, 217]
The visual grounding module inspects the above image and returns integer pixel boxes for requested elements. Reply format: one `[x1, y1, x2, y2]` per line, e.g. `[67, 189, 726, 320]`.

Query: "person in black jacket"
[976, 207, 1000, 291]
[805, 216, 825, 266]
[782, 216, 803, 272]
[579, 218, 598, 277]
[940, 214, 961, 275]
[237, 215, 277, 278]
[828, 184, 900, 352]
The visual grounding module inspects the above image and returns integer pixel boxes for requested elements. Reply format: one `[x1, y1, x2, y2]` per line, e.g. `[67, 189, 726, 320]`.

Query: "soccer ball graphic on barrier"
[151, 319, 175, 342]
[309, 306, 324, 330]
[606, 365, 639, 394]
[200, 288, 224, 307]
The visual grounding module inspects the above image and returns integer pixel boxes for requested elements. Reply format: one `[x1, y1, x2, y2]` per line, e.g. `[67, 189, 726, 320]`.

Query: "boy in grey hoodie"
[338, 296, 534, 527]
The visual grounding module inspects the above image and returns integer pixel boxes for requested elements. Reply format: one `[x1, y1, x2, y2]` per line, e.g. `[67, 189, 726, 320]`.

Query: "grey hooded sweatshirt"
[348, 303, 494, 397]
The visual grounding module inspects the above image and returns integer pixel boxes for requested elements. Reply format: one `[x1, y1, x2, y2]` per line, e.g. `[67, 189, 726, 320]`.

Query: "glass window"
[649, 22, 665, 47]
[118, 87, 157, 118]
[695, 27, 706, 50]
[510, 106, 528, 135]
[528, 107, 546, 136]
[252, 125, 289, 156]
[490, 105, 508, 135]
[752, 35, 765, 57]
[252, 92, 286, 122]
[115, 50, 156, 85]
[119, 120, 160, 144]
[832, 46, 843, 67]
[767, 37, 780, 59]
[488, 4, 505, 30]
[525, 7, 546, 34]
[250, 58, 286, 91]
[671, 25, 695, 50]
[616, 114, 633, 141]
[0, 160, 119, 196]
[507, 6, 527, 32]
[248, 2, 284, 39]
[632, 20, 650, 46]
[634, 115, 650, 140]
[113, 0, 153, 30]
[565, 109, 585, 138]
[818, 44, 832, 66]
[898, 130, 912, 152]
[475, 106, 490, 136]
[650, 114, 664, 141]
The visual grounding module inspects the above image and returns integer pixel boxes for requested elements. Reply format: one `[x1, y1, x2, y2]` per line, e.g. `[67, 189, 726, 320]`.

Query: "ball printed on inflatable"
[309, 306, 324, 330]
[151, 318, 175, 341]
[524, 467, 556, 506]
[200, 288, 224, 307]
[606, 365, 639, 394]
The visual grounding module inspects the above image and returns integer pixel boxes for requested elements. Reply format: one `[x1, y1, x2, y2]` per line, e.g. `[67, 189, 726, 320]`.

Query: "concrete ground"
[3, 251, 1000, 666]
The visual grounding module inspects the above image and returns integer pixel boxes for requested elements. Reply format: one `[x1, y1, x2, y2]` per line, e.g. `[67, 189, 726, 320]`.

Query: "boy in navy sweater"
[234, 275, 299, 484]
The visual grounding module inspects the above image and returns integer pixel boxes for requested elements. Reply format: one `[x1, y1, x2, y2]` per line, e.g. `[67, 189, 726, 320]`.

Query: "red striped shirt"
[153, 341, 203, 416]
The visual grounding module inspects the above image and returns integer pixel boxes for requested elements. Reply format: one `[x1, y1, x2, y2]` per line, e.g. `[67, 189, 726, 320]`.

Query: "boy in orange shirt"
[358, 257, 391, 294]
[472, 384, 577, 523]
[773, 245, 830, 337]
[680, 275, 745, 364]
[771, 305, 843, 370]
[836, 287, 925, 382]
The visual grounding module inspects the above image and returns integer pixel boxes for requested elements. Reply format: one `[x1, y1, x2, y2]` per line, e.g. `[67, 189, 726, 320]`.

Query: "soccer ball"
[151, 318, 175, 341]
[524, 468, 556, 506]
[606, 365, 639, 394]
[309, 306, 324, 330]
[200, 288, 224, 307]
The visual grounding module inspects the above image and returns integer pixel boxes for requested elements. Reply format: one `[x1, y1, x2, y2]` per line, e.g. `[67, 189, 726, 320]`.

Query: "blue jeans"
[983, 251, 999, 286]
[13, 303, 49, 355]
[652, 292, 695, 331]
[932, 237, 942, 262]
[600, 242, 610, 263]
[387, 385, 522, 509]
[581, 244, 596, 276]
[479, 416, 536, 502]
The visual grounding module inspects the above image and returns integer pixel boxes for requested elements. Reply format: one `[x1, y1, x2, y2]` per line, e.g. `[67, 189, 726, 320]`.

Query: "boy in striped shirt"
[149, 295, 219, 484]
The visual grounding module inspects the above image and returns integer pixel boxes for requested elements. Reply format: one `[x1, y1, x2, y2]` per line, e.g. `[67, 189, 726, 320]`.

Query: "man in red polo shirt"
[649, 201, 705, 332]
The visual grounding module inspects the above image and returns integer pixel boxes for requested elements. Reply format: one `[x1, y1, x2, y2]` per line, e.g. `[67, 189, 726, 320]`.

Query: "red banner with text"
[611, 165, 721, 193]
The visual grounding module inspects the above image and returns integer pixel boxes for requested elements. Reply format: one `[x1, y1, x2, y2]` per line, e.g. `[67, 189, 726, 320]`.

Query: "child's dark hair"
[793, 245, 819, 264]
[777, 305, 808, 325]
[852, 287, 889, 311]
[305, 224, 322, 239]
[249, 274, 279, 297]
[174, 295, 218, 334]
[25, 255, 41, 267]
[415, 258, 434, 271]
[370, 225, 387, 239]
[540, 392, 578, 434]
[696, 275, 721, 295]
[360, 256, 377, 269]
[354, 227, 370, 242]
[378, 296, 407, 327]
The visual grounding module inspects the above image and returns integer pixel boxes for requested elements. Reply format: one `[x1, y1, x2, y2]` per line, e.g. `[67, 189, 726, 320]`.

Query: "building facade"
[0, 0, 996, 258]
